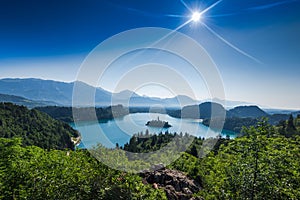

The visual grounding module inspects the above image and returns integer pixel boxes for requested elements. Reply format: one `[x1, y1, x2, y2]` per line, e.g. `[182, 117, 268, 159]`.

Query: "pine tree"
[286, 114, 296, 137]
[190, 145, 198, 158]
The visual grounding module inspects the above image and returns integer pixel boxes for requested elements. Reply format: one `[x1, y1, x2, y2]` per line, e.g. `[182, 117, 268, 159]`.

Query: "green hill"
[0, 102, 79, 150]
[227, 105, 268, 118]
[168, 102, 227, 119]
[36, 105, 129, 123]
[0, 93, 58, 108]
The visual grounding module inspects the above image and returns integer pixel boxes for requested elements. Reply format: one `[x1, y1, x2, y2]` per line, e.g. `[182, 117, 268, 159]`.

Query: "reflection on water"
[70, 113, 235, 149]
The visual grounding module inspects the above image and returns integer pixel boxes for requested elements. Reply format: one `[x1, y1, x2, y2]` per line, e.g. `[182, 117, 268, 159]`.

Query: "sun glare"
[191, 11, 201, 22]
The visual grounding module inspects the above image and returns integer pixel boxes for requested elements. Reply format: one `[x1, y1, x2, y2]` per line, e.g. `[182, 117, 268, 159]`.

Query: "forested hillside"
[36, 105, 129, 122]
[0, 118, 299, 199]
[123, 120, 300, 199]
[196, 121, 300, 199]
[0, 138, 167, 200]
[0, 103, 79, 150]
[0, 93, 58, 108]
[227, 105, 267, 118]
[0, 102, 299, 199]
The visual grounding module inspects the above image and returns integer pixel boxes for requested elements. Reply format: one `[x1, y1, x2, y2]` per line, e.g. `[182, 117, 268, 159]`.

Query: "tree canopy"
[0, 103, 79, 150]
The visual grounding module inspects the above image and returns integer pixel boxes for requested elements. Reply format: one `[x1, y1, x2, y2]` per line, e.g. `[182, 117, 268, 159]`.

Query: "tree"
[151, 134, 157, 146]
[0, 138, 167, 199]
[287, 114, 296, 129]
[190, 145, 198, 158]
[200, 120, 300, 199]
[145, 129, 149, 137]
[0, 103, 78, 150]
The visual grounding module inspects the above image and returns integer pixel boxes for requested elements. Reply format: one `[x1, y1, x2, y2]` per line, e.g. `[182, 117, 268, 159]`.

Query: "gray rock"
[140, 168, 203, 200]
[151, 163, 165, 171]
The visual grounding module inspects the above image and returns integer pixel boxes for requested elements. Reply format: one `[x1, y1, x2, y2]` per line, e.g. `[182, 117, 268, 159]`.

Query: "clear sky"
[0, 0, 300, 109]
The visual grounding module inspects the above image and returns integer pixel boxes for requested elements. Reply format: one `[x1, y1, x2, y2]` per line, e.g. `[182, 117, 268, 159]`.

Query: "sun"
[191, 11, 201, 22]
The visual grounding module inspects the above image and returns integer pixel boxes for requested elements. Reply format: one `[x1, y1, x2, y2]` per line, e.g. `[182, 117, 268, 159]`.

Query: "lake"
[70, 113, 235, 149]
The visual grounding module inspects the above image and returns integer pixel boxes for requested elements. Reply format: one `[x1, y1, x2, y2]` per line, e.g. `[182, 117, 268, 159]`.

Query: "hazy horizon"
[1, 77, 300, 110]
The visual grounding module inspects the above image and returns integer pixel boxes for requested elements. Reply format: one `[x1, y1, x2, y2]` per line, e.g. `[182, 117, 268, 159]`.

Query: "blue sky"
[0, 0, 300, 109]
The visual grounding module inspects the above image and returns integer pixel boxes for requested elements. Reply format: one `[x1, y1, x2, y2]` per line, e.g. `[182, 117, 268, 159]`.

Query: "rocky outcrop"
[140, 166, 203, 200]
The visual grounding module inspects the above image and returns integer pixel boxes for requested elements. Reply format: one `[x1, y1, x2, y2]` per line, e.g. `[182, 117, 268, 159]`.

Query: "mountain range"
[0, 78, 198, 107]
[0, 78, 296, 133]
[0, 78, 298, 119]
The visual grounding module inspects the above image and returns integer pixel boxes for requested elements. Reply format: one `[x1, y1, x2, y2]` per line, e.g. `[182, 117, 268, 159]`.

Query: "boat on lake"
[145, 117, 172, 128]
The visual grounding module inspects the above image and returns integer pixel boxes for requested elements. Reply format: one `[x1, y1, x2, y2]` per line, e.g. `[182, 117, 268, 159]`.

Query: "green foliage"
[35, 106, 74, 122]
[203, 117, 258, 133]
[36, 105, 129, 123]
[1, 103, 299, 199]
[79, 119, 300, 199]
[168, 152, 202, 183]
[123, 131, 179, 153]
[202, 114, 290, 133]
[277, 114, 300, 138]
[0, 102, 78, 150]
[0, 138, 167, 200]
[96, 132, 196, 173]
[199, 120, 300, 199]
[0, 93, 56, 108]
[287, 114, 296, 131]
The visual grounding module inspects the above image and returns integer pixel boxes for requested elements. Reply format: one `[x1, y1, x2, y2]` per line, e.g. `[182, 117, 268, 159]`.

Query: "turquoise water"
[70, 113, 235, 149]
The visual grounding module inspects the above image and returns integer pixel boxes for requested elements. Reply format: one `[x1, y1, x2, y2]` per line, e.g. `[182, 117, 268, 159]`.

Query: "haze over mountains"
[0, 78, 299, 116]
[1, 78, 299, 133]
[0, 78, 199, 107]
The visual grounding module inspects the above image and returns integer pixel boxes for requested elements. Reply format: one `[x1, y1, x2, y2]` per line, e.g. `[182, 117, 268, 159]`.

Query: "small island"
[145, 117, 172, 128]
